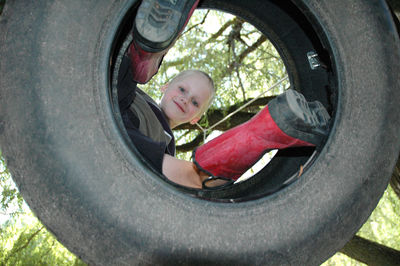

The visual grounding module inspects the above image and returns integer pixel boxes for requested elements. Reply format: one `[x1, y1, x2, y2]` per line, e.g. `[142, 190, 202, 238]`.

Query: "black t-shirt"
[117, 54, 175, 173]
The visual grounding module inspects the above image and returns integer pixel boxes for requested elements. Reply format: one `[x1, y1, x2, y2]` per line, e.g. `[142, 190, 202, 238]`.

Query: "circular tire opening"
[110, 0, 335, 202]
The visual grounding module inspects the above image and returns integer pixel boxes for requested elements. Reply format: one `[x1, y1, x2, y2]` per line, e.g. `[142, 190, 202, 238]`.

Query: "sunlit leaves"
[1, 150, 86, 265]
[357, 186, 400, 250]
[1, 152, 23, 218]
[0, 211, 85, 266]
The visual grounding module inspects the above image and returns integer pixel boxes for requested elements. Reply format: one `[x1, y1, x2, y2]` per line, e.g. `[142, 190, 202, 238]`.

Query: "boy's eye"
[192, 99, 199, 107]
[179, 87, 185, 92]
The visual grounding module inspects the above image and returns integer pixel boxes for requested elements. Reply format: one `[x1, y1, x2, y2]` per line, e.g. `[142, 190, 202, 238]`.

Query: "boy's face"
[160, 73, 213, 128]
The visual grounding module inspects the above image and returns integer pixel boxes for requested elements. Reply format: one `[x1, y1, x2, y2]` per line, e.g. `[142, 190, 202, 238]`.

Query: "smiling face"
[160, 71, 214, 129]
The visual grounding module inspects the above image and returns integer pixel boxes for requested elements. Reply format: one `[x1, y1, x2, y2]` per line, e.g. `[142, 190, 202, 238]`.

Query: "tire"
[1, 0, 400, 265]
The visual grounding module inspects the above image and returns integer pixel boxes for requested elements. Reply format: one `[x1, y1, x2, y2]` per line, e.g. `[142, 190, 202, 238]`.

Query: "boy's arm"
[162, 154, 208, 189]
[118, 55, 137, 112]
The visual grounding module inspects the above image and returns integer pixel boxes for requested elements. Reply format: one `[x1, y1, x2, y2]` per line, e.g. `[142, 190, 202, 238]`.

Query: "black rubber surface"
[134, 0, 199, 52]
[268, 89, 330, 146]
[1, 0, 400, 265]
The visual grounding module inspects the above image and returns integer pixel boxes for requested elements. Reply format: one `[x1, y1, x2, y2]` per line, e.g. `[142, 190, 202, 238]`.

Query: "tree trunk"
[340, 235, 400, 265]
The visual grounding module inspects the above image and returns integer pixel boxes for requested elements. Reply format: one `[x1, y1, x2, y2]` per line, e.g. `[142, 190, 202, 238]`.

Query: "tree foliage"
[1, 152, 23, 219]
[1, 152, 86, 265]
[0, 212, 86, 265]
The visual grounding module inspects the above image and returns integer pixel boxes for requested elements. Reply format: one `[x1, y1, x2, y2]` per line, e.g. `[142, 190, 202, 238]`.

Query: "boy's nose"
[179, 96, 188, 104]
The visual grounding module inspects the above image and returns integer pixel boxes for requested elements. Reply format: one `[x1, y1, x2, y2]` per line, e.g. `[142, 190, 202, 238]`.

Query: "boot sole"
[134, 0, 198, 52]
[269, 89, 331, 146]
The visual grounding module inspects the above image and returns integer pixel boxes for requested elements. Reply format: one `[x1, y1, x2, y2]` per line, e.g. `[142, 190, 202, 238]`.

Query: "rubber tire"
[1, 0, 400, 265]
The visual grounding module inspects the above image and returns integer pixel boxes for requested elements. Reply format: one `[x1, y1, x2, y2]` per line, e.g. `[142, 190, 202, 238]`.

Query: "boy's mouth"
[173, 100, 185, 113]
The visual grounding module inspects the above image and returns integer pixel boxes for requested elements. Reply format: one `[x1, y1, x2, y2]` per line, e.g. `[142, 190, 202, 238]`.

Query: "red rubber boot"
[129, 0, 200, 83]
[128, 43, 168, 84]
[193, 89, 330, 184]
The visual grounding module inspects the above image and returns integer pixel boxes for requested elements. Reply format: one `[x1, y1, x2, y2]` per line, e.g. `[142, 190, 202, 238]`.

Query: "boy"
[120, 0, 331, 189]
[118, 52, 215, 188]
[119, 49, 330, 189]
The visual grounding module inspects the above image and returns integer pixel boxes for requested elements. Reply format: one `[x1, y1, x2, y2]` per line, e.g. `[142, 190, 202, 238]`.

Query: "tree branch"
[3, 226, 45, 264]
[176, 132, 204, 153]
[340, 235, 400, 265]
[174, 95, 274, 132]
[209, 17, 239, 40]
[181, 10, 210, 36]
[222, 34, 267, 79]
[175, 96, 276, 152]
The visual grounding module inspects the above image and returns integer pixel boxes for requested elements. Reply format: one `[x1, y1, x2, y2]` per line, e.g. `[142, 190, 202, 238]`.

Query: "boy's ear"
[160, 83, 169, 92]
